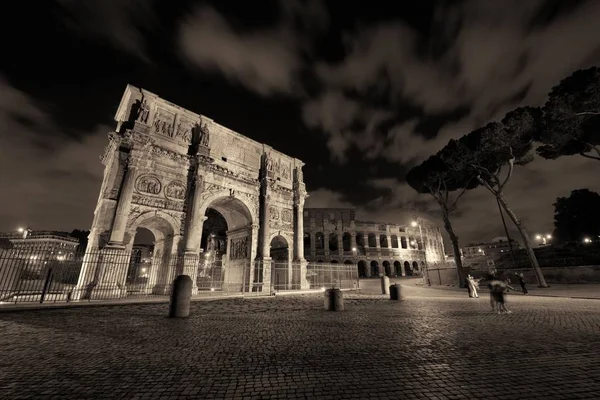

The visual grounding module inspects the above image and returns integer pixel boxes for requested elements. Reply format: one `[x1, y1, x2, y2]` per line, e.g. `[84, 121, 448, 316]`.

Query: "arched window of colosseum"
[400, 236, 407, 249]
[342, 232, 352, 251]
[368, 233, 377, 247]
[391, 235, 399, 248]
[329, 233, 338, 252]
[403, 261, 412, 276]
[393, 261, 402, 275]
[315, 232, 324, 249]
[356, 233, 364, 247]
[412, 261, 419, 271]
[379, 235, 388, 248]
[370, 260, 379, 276]
[417, 238, 423, 250]
[304, 233, 311, 250]
[409, 237, 417, 249]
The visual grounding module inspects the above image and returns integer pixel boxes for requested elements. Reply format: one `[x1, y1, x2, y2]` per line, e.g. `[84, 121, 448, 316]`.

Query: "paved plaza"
[1, 286, 600, 399]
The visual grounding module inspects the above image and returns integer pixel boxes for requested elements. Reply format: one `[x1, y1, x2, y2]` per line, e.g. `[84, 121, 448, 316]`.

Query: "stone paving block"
[0, 293, 599, 399]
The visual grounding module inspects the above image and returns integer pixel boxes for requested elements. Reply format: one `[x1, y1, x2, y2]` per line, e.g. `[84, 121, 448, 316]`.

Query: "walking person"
[465, 276, 472, 298]
[467, 275, 481, 298]
[515, 272, 528, 294]
[488, 278, 516, 314]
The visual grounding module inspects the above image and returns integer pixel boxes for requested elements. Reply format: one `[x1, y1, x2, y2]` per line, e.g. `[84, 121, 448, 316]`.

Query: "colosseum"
[303, 208, 445, 277]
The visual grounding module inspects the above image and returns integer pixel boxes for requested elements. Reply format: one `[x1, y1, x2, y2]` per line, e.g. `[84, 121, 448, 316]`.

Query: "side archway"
[357, 260, 367, 277]
[370, 260, 379, 276]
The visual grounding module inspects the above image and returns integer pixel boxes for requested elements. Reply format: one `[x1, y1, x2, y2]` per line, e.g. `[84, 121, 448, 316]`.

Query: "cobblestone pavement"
[1, 288, 600, 399]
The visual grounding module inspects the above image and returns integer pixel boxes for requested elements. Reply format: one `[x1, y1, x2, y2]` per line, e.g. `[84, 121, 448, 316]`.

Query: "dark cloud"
[0, 77, 105, 232]
[57, 0, 157, 62]
[178, 0, 328, 96]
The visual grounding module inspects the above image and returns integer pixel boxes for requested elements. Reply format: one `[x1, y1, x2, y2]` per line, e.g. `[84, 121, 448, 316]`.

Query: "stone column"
[363, 234, 369, 249]
[293, 195, 309, 290]
[310, 232, 316, 259]
[351, 233, 357, 252]
[108, 155, 138, 246]
[256, 179, 271, 293]
[184, 174, 205, 252]
[337, 233, 343, 256]
[324, 232, 330, 260]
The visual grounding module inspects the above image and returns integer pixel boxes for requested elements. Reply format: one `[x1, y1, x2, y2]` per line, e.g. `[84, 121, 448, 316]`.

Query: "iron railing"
[0, 247, 358, 305]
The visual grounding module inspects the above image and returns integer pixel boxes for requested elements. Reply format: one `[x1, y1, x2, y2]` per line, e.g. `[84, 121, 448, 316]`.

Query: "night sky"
[1, 0, 600, 247]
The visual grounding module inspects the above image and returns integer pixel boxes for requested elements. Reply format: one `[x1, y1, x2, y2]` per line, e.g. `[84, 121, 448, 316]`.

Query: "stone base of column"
[254, 257, 272, 294]
[80, 244, 130, 300]
[296, 259, 310, 290]
[182, 252, 200, 296]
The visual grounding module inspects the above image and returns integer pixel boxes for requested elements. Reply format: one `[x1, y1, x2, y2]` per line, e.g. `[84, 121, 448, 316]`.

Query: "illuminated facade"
[303, 208, 445, 277]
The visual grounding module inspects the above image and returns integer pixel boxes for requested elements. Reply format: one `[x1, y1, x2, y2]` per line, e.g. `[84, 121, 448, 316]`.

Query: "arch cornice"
[128, 210, 180, 236]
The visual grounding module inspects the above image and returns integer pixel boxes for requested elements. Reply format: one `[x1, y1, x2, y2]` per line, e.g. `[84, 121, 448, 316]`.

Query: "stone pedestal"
[89, 245, 130, 300]
[182, 252, 200, 296]
[298, 260, 310, 290]
[380, 276, 390, 295]
[169, 275, 193, 318]
[324, 288, 344, 311]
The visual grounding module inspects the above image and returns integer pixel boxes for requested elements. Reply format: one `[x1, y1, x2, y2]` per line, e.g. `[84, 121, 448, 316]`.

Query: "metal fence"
[0, 247, 358, 305]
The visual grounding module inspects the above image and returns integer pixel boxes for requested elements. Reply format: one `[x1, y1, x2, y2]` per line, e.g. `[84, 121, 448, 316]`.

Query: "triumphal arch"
[75, 85, 308, 299]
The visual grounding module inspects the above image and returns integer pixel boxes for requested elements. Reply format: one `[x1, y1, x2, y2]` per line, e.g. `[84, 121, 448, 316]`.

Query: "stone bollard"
[389, 284, 403, 301]
[380, 276, 390, 295]
[324, 288, 344, 311]
[169, 275, 193, 318]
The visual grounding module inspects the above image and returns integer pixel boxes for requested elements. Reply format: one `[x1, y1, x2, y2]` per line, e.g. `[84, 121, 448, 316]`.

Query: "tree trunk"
[441, 208, 465, 288]
[497, 192, 548, 288]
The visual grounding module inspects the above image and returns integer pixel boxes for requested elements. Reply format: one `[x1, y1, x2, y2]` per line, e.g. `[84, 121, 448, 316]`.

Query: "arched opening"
[404, 261, 412, 276]
[357, 260, 367, 277]
[270, 235, 290, 291]
[400, 236, 407, 249]
[127, 227, 155, 294]
[382, 260, 391, 276]
[412, 261, 419, 271]
[370, 260, 379, 276]
[344, 260, 353, 265]
[342, 232, 352, 251]
[394, 261, 402, 276]
[331, 260, 339, 264]
[391, 235, 399, 248]
[355, 233, 365, 255]
[199, 196, 253, 292]
[329, 233, 338, 252]
[368, 233, 377, 248]
[417, 238, 423, 250]
[409, 237, 417, 249]
[126, 213, 177, 296]
[380, 235, 388, 248]
[315, 232, 324, 251]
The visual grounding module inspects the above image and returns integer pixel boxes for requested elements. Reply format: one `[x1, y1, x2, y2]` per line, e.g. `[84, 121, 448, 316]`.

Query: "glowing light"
[17, 227, 24, 233]
[210, 288, 215, 292]
[321, 287, 326, 292]
[546, 234, 552, 239]
[141, 268, 147, 273]
[352, 247, 356, 252]
[411, 221, 418, 227]
[535, 235, 542, 240]
[584, 238, 592, 243]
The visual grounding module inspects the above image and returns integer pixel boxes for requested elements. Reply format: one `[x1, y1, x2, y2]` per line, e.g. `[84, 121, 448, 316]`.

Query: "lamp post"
[535, 234, 552, 246]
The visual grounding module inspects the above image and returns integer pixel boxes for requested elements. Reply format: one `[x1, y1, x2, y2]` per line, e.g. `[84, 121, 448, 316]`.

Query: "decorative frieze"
[136, 175, 162, 195]
[131, 193, 185, 212]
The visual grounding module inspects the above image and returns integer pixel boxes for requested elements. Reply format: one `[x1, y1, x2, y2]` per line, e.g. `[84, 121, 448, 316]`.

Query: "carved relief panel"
[136, 174, 162, 196]
[152, 108, 176, 139]
[230, 236, 250, 260]
[165, 181, 187, 201]
[265, 153, 291, 181]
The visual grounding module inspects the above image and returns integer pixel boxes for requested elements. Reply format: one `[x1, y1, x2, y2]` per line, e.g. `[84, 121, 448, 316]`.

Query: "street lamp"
[17, 226, 32, 239]
[535, 234, 552, 246]
[583, 237, 592, 244]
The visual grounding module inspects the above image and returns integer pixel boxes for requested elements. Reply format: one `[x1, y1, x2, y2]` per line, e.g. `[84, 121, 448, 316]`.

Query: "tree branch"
[448, 176, 475, 212]
[499, 147, 515, 191]
[575, 111, 600, 116]
[476, 174, 498, 196]
[579, 151, 600, 161]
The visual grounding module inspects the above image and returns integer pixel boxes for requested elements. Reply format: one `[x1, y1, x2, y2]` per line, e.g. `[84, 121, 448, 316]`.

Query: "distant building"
[462, 237, 520, 270]
[0, 230, 80, 272]
[303, 208, 445, 277]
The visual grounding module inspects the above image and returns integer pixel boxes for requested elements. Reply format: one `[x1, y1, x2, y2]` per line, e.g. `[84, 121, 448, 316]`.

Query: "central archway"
[270, 235, 291, 290]
[198, 195, 255, 293]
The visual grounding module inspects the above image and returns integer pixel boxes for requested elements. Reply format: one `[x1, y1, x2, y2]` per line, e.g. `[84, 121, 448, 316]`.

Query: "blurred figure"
[465, 276, 472, 297]
[467, 275, 481, 298]
[515, 272, 528, 294]
[488, 278, 516, 314]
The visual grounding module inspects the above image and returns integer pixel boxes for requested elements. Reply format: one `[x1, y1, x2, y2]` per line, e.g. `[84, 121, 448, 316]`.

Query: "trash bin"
[390, 284, 403, 301]
[169, 275, 193, 318]
[324, 288, 344, 311]
[381, 276, 390, 295]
